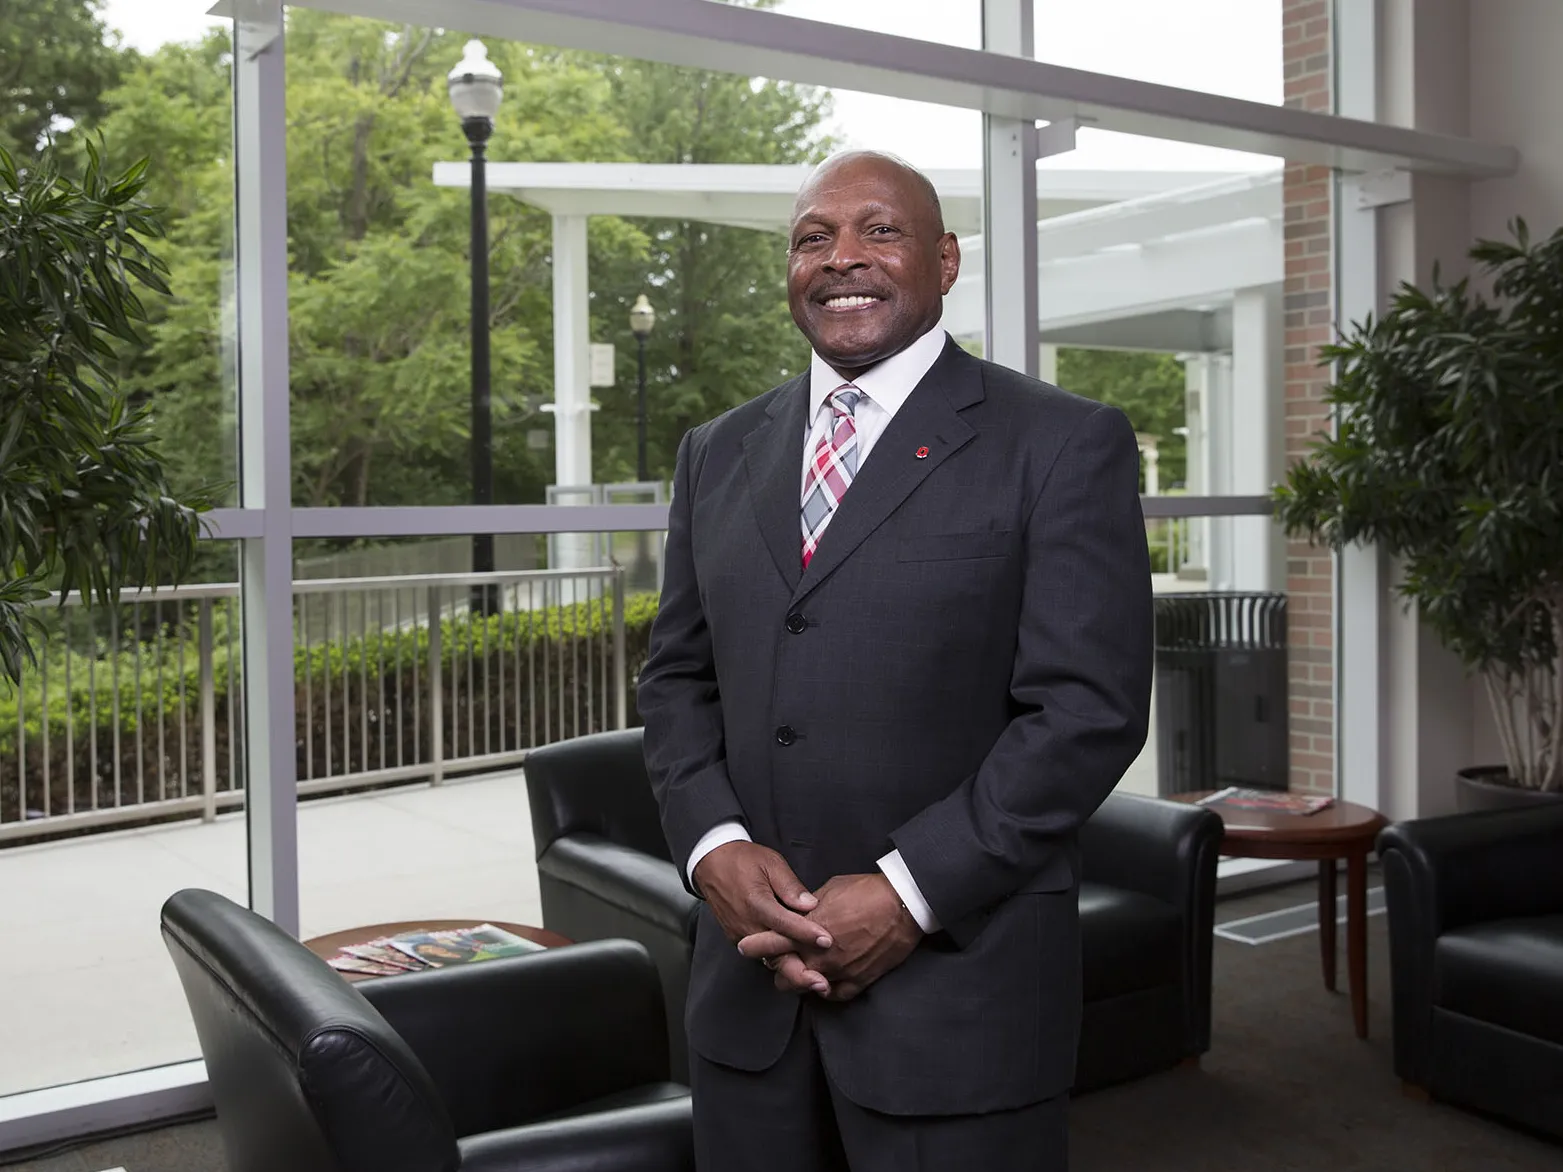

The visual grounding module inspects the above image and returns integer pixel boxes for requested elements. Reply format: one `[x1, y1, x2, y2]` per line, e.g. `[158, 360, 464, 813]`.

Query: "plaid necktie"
[800, 386, 862, 568]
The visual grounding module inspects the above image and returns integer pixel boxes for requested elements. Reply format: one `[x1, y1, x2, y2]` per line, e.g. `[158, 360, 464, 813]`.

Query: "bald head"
[793, 151, 946, 235]
[785, 151, 960, 380]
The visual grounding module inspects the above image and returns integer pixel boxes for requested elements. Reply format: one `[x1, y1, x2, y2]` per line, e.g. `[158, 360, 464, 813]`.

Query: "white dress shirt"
[684, 321, 950, 934]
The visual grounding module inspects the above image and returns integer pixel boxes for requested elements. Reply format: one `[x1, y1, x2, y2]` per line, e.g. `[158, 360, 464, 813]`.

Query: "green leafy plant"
[1274, 220, 1563, 791]
[0, 141, 218, 688]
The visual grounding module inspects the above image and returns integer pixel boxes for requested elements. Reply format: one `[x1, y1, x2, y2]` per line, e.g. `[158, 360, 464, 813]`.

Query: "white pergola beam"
[1034, 173, 1280, 262]
[945, 218, 1284, 338]
[431, 161, 1252, 238]
[261, 0, 1518, 177]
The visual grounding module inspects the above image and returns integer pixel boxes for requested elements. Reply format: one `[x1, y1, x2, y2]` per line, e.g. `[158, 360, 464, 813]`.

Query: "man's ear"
[939, 232, 962, 294]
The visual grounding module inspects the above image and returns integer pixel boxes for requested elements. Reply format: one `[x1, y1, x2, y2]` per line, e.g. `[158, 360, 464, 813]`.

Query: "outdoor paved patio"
[0, 729, 1161, 1098]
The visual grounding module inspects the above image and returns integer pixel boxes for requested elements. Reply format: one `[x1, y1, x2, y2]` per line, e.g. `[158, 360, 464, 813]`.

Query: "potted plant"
[1274, 220, 1563, 807]
[0, 142, 216, 688]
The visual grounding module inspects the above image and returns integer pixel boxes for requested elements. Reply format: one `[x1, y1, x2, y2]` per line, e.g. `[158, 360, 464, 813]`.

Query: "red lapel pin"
[915, 446, 930, 459]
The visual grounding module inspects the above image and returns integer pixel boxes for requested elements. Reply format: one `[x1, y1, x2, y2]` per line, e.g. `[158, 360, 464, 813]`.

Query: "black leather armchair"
[1378, 805, 1563, 1139]
[524, 728, 1222, 1091]
[160, 888, 694, 1172]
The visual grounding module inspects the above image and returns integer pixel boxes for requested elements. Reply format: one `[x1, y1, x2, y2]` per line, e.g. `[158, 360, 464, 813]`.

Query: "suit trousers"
[689, 1000, 1069, 1172]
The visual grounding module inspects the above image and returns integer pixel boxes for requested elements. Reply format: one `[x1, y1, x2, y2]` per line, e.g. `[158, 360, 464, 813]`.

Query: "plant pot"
[1454, 765, 1563, 812]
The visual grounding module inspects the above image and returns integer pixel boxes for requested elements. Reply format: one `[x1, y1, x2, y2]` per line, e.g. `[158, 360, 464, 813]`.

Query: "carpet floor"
[10, 878, 1561, 1172]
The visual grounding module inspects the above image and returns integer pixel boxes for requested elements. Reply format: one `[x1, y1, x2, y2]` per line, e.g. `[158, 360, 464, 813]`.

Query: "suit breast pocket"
[896, 530, 1014, 562]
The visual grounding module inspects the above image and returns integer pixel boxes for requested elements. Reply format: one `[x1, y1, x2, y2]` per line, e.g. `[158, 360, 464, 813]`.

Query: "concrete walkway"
[0, 738, 1161, 1098]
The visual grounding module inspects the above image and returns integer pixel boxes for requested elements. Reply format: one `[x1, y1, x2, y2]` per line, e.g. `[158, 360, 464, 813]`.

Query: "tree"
[0, 143, 216, 687]
[0, 0, 131, 161]
[1057, 347, 1188, 488]
[87, 11, 834, 515]
[588, 59, 834, 483]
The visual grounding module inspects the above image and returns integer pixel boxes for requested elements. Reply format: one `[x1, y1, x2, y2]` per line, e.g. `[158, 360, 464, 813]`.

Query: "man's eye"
[869, 225, 898, 235]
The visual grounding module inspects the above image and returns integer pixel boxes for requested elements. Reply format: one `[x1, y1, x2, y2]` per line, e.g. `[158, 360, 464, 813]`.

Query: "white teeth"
[825, 295, 880, 308]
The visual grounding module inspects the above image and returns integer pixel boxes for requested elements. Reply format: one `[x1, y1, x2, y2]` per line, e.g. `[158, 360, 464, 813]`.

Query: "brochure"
[1196, 786, 1335, 815]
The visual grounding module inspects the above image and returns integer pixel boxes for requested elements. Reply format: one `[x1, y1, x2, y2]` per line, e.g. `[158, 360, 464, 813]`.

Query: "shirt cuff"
[877, 849, 941, 934]
[687, 820, 751, 887]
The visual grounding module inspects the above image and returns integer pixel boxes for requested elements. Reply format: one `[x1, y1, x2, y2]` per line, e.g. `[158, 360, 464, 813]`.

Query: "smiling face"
[786, 153, 961, 381]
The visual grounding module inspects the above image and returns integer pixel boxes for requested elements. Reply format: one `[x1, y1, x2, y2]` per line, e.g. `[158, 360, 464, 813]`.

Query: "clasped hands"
[693, 841, 923, 1002]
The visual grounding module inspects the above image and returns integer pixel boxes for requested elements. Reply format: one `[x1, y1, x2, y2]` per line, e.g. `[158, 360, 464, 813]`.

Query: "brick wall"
[1283, 0, 1335, 794]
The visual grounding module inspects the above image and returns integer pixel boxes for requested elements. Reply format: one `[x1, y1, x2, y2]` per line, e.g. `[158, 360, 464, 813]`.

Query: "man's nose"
[823, 236, 869, 272]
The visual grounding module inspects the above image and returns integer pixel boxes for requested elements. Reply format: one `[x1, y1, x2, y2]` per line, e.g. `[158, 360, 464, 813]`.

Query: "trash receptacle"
[1152, 592, 1288, 797]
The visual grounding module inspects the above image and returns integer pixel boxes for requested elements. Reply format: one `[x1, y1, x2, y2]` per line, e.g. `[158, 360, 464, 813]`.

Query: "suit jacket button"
[775, 725, 796, 746]
[785, 612, 807, 634]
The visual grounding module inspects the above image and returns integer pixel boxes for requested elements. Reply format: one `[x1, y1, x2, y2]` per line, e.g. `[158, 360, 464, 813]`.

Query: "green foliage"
[0, 0, 130, 160]
[1274, 220, 1563, 789]
[0, 142, 219, 688]
[1058, 348, 1188, 488]
[85, 10, 834, 511]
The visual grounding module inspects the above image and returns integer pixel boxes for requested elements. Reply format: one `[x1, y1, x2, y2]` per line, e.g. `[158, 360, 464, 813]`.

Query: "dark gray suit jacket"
[637, 339, 1153, 1117]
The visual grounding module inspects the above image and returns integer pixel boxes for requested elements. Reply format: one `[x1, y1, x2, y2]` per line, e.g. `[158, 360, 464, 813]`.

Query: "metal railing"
[0, 567, 630, 845]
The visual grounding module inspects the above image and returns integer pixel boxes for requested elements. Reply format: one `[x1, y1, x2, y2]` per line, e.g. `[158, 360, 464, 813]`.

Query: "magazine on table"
[1195, 786, 1335, 815]
[326, 923, 544, 976]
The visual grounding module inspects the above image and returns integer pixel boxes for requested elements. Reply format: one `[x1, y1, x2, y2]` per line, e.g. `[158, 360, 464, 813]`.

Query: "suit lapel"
[742, 374, 811, 591]
[793, 340, 983, 602]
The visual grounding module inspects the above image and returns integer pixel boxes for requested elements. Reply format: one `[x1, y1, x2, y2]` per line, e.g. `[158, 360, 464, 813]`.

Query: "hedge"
[0, 592, 660, 823]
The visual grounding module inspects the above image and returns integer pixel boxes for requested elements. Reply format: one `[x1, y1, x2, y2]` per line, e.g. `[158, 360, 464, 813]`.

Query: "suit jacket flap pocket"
[897, 530, 1013, 562]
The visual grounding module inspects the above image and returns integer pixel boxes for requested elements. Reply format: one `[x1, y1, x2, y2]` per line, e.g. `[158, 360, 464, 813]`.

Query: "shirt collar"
[807, 322, 949, 423]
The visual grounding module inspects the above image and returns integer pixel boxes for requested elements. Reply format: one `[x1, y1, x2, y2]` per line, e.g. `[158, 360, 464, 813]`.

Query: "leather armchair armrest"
[457, 1096, 693, 1172]
[523, 729, 674, 863]
[359, 939, 671, 1139]
[543, 834, 700, 941]
[1377, 805, 1563, 1085]
[1079, 793, 1225, 906]
[1078, 792, 1223, 1050]
[1377, 805, 1563, 935]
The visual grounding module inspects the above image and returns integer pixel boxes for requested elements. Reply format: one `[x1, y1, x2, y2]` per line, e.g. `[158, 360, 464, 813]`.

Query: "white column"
[981, 0, 1039, 377]
[1037, 343, 1058, 384]
[1346, 0, 1476, 820]
[549, 213, 597, 575]
[1229, 285, 1284, 592]
[1204, 353, 1236, 590]
[1180, 354, 1211, 579]
[234, 2, 298, 932]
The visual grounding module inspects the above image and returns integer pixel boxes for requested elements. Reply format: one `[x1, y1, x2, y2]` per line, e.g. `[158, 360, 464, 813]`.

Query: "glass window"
[0, 0, 240, 1097]
[0, 545, 243, 1095]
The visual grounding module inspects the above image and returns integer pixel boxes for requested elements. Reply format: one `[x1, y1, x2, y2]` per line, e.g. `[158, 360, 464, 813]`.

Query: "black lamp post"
[449, 40, 503, 614]
[629, 294, 656, 482]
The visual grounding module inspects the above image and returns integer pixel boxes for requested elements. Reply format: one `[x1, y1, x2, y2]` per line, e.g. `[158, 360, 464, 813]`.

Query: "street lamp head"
[629, 293, 657, 338]
[448, 40, 503, 125]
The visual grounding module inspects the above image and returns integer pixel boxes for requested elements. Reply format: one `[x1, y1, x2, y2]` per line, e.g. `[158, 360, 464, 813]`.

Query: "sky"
[97, 0, 1280, 172]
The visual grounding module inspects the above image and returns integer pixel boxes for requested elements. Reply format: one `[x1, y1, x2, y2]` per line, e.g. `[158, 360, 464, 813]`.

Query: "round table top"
[1170, 791, 1387, 847]
[304, 919, 572, 982]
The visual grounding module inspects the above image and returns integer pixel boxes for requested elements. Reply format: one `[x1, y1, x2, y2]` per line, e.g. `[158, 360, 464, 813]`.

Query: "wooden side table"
[1172, 793, 1388, 1038]
[304, 919, 572, 982]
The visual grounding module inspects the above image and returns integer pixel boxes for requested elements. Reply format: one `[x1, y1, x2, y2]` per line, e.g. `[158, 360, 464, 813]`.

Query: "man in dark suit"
[637, 150, 1153, 1172]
